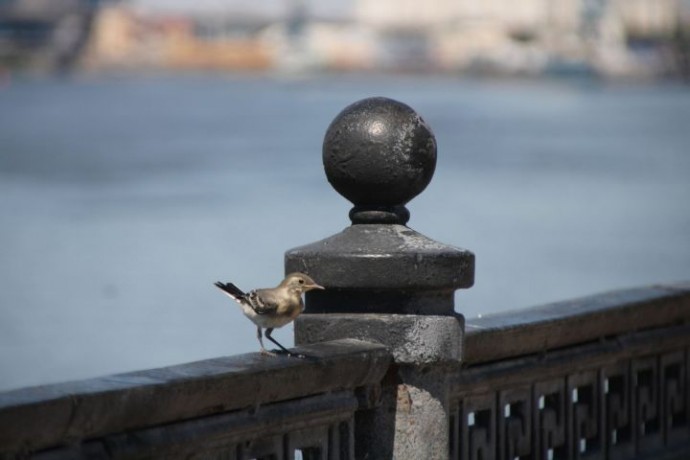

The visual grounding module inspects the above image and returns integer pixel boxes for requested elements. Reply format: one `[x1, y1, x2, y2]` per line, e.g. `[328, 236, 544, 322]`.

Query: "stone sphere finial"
[322, 97, 437, 225]
[286, 97, 474, 315]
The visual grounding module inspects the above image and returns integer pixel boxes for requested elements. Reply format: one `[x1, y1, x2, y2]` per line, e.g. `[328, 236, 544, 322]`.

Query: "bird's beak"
[307, 283, 325, 291]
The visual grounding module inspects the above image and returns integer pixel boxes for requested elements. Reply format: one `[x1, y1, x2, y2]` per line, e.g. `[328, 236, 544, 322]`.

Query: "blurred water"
[1, 74, 689, 391]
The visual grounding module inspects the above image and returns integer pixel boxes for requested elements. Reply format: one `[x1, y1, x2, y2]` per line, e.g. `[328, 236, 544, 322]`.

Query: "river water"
[1, 74, 689, 390]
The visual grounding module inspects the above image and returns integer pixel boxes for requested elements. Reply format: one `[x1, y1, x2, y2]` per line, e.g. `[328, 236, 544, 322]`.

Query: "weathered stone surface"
[322, 97, 437, 217]
[295, 313, 464, 365]
[296, 313, 462, 458]
[0, 339, 391, 455]
[287, 97, 472, 459]
[354, 365, 453, 460]
[392, 366, 451, 459]
[286, 224, 474, 315]
[287, 225, 473, 290]
[464, 283, 690, 365]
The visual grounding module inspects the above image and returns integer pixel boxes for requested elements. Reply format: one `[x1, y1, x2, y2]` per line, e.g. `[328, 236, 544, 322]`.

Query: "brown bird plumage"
[214, 273, 324, 357]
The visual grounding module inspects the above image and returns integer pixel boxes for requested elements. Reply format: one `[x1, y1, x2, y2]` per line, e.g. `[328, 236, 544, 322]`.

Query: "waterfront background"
[1, 0, 690, 392]
[1, 74, 690, 391]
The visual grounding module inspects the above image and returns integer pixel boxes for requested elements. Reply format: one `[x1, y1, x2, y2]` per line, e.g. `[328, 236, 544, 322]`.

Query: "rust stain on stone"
[397, 384, 412, 413]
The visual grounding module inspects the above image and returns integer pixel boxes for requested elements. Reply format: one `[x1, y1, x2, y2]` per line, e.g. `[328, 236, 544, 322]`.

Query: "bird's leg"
[264, 328, 290, 353]
[257, 327, 275, 356]
[265, 328, 305, 358]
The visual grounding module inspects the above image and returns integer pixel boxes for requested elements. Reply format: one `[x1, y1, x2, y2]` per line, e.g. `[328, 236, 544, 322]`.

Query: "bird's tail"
[214, 281, 246, 302]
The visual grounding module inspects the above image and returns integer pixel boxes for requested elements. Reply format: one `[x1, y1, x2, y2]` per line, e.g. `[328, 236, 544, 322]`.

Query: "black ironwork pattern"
[459, 393, 496, 460]
[568, 370, 602, 459]
[534, 379, 567, 460]
[632, 356, 662, 455]
[661, 351, 688, 448]
[602, 362, 633, 460]
[451, 337, 690, 460]
[499, 386, 532, 460]
[237, 420, 354, 460]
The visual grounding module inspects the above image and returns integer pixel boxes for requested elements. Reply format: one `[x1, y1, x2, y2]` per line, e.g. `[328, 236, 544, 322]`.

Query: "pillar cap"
[286, 97, 474, 314]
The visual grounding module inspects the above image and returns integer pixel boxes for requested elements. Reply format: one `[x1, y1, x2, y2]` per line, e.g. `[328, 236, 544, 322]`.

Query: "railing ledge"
[464, 282, 690, 365]
[0, 339, 391, 456]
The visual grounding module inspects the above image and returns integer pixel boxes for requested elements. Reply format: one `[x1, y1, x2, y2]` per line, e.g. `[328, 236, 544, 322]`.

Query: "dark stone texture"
[0, 339, 390, 456]
[295, 313, 464, 365]
[286, 95, 473, 458]
[33, 392, 358, 460]
[322, 97, 437, 224]
[285, 224, 474, 315]
[464, 283, 690, 365]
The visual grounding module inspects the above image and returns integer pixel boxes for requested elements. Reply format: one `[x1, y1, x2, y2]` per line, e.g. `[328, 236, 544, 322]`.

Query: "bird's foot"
[273, 349, 307, 359]
[260, 349, 278, 357]
[289, 352, 307, 359]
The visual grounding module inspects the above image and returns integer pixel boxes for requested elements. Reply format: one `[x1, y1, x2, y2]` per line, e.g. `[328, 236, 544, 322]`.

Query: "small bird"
[214, 273, 324, 357]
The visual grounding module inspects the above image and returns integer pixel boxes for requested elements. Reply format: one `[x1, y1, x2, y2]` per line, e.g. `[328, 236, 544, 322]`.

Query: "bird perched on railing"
[214, 273, 324, 357]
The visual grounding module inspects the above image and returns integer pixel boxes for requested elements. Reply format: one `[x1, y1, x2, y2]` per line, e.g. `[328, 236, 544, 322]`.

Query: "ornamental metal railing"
[453, 284, 690, 460]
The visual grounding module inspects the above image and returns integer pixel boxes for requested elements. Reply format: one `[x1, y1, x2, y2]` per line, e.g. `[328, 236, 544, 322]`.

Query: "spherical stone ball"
[322, 97, 437, 207]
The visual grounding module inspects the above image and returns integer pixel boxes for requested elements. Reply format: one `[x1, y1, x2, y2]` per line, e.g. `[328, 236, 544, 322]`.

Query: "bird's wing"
[247, 289, 280, 315]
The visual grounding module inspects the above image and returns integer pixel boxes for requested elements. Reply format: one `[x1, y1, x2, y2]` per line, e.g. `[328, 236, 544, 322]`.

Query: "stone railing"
[1, 98, 688, 459]
[0, 340, 390, 459]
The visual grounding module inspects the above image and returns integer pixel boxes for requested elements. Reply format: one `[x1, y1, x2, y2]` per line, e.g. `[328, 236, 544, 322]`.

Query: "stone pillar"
[285, 97, 475, 459]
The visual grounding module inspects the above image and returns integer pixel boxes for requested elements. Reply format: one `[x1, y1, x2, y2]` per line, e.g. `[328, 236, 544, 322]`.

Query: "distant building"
[82, 1, 377, 74]
[0, 0, 105, 71]
[62, 0, 690, 77]
[355, 0, 685, 77]
[81, 5, 274, 71]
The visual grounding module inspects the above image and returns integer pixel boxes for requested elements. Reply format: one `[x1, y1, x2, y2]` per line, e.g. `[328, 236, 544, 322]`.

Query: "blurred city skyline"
[2, 0, 689, 78]
[134, 0, 690, 16]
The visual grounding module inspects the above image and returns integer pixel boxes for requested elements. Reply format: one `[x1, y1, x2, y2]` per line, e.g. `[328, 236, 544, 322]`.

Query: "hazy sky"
[132, 0, 690, 20]
[132, 0, 352, 17]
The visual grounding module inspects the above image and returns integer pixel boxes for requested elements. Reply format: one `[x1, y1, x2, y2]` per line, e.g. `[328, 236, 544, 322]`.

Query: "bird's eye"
[298, 279, 304, 284]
